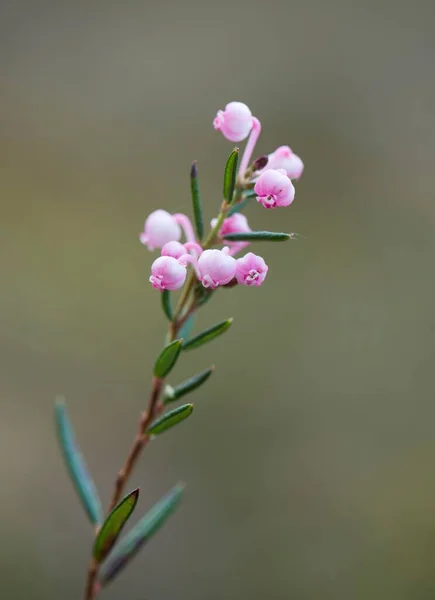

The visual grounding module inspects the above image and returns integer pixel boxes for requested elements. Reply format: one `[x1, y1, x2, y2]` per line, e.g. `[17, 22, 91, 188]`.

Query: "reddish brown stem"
[108, 376, 164, 511]
[83, 277, 201, 599]
[84, 559, 99, 600]
[83, 377, 164, 600]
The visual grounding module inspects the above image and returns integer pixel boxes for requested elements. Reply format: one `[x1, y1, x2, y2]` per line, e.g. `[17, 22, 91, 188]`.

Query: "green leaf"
[161, 290, 173, 321]
[93, 489, 139, 563]
[147, 404, 193, 435]
[163, 366, 214, 404]
[178, 313, 195, 341]
[154, 339, 182, 379]
[190, 161, 203, 240]
[100, 483, 185, 586]
[54, 399, 103, 526]
[223, 231, 291, 242]
[227, 195, 252, 216]
[182, 318, 233, 351]
[223, 148, 239, 204]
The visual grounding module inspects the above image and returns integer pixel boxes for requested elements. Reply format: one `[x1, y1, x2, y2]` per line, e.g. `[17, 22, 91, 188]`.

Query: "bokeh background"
[2, 0, 435, 598]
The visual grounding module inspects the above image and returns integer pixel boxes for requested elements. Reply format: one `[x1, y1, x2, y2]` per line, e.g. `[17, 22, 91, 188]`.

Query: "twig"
[83, 377, 164, 599]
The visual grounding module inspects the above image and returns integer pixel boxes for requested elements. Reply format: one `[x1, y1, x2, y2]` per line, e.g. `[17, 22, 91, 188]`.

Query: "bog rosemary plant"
[54, 101, 304, 599]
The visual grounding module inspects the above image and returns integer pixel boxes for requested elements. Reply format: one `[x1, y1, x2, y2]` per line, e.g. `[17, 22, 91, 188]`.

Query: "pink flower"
[213, 102, 253, 142]
[266, 146, 304, 180]
[211, 213, 251, 255]
[254, 168, 295, 209]
[236, 252, 268, 287]
[161, 241, 187, 259]
[140, 210, 181, 251]
[198, 247, 237, 289]
[149, 256, 187, 291]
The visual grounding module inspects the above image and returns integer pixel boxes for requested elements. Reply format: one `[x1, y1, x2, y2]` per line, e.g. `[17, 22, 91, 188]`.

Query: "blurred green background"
[2, 0, 435, 598]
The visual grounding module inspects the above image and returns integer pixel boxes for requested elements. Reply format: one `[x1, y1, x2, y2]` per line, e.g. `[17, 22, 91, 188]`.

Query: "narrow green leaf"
[54, 399, 103, 526]
[93, 489, 139, 563]
[223, 231, 291, 242]
[161, 290, 173, 321]
[223, 148, 239, 204]
[182, 318, 233, 351]
[100, 483, 185, 586]
[154, 339, 182, 379]
[227, 195, 252, 216]
[163, 366, 214, 404]
[147, 403, 193, 435]
[190, 161, 203, 240]
[178, 313, 195, 341]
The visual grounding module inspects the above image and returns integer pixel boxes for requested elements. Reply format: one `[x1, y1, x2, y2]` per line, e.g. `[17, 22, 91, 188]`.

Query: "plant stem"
[84, 559, 99, 600]
[108, 376, 164, 511]
[83, 186, 243, 599]
[83, 377, 164, 599]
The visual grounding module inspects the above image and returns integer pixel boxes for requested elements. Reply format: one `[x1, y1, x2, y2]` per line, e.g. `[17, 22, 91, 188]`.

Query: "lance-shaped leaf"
[54, 399, 103, 526]
[223, 231, 291, 242]
[182, 318, 233, 351]
[163, 366, 214, 404]
[147, 403, 193, 435]
[190, 161, 203, 240]
[227, 195, 252, 216]
[161, 290, 173, 321]
[93, 489, 139, 563]
[100, 483, 185, 586]
[154, 339, 182, 379]
[223, 148, 239, 204]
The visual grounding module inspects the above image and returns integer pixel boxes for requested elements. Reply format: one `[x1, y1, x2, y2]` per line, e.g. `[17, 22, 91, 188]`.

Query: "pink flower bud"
[254, 168, 295, 209]
[267, 146, 304, 180]
[149, 256, 187, 291]
[236, 252, 268, 287]
[213, 102, 253, 142]
[198, 247, 237, 289]
[140, 210, 181, 251]
[211, 213, 251, 255]
[161, 241, 187, 259]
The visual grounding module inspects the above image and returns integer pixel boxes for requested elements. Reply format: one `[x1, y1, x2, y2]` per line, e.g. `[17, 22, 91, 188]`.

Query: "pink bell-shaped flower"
[211, 213, 251, 255]
[149, 256, 187, 291]
[266, 146, 304, 180]
[254, 168, 295, 209]
[213, 102, 253, 142]
[140, 210, 181, 251]
[236, 252, 268, 287]
[198, 247, 237, 289]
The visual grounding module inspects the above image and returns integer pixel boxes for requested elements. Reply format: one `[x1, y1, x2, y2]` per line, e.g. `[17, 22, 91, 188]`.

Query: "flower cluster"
[140, 101, 303, 293]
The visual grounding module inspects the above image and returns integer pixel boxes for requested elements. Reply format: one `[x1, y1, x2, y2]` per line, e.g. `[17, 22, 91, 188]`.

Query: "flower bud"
[161, 241, 187, 259]
[254, 168, 295, 209]
[140, 210, 181, 251]
[213, 102, 253, 142]
[149, 256, 187, 291]
[236, 252, 268, 287]
[198, 248, 237, 289]
[266, 146, 304, 180]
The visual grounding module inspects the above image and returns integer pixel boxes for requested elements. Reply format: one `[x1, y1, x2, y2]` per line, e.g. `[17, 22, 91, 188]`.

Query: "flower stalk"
[54, 100, 305, 600]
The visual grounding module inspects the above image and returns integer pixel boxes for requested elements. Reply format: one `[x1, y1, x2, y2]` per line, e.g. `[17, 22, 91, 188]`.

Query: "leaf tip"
[54, 395, 66, 408]
[190, 161, 198, 178]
